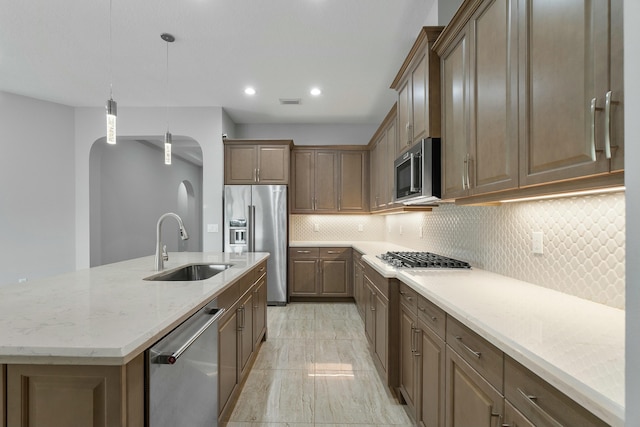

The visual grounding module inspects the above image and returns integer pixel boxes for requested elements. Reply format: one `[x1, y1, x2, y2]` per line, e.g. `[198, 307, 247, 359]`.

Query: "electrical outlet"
[532, 231, 543, 254]
[419, 226, 424, 238]
[399, 225, 403, 235]
[357, 224, 364, 232]
[314, 223, 320, 232]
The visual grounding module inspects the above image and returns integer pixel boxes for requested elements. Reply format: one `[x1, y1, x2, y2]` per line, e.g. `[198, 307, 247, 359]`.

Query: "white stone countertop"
[0, 252, 269, 366]
[290, 240, 624, 426]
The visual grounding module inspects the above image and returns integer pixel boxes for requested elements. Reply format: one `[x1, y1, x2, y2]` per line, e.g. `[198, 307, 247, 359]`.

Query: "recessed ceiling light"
[310, 87, 322, 96]
[244, 87, 256, 95]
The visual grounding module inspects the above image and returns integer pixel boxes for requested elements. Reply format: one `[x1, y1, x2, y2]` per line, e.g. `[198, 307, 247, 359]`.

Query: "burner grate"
[378, 251, 471, 269]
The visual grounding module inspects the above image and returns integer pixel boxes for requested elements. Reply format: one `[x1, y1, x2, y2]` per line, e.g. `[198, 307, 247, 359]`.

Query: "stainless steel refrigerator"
[224, 185, 287, 305]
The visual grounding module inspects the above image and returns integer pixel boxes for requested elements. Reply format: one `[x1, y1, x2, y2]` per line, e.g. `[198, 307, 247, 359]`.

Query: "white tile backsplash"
[290, 191, 625, 309]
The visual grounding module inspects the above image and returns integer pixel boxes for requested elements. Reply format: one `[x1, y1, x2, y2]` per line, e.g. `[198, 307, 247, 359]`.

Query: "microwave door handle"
[409, 153, 418, 192]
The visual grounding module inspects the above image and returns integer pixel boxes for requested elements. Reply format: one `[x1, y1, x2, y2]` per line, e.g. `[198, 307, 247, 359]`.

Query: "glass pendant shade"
[164, 131, 172, 165]
[106, 98, 117, 145]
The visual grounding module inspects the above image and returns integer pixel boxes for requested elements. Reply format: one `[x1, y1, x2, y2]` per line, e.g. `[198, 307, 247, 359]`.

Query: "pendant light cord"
[165, 39, 170, 132]
[109, 0, 113, 99]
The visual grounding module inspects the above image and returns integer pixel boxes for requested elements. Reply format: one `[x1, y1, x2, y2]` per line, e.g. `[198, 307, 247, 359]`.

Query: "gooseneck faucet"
[155, 212, 189, 271]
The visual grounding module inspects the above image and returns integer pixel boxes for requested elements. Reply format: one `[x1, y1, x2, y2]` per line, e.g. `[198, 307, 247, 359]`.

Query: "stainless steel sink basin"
[144, 263, 233, 281]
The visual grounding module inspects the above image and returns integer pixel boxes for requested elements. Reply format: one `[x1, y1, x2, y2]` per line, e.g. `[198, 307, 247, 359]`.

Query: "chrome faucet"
[155, 212, 189, 271]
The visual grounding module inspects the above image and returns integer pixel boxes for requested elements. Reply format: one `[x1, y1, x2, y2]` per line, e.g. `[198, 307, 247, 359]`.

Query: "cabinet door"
[399, 304, 418, 417]
[253, 275, 267, 348]
[238, 292, 254, 380]
[504, 400, 535, 427]
[364, 279, 376, 347]
[411, 50, 430, 142]
[1, 365, 5, 427]
[441, 30, 470, 200]
[418, 319, 446, 427]
[445, 347, 503, 427]
[398, 80, 412, 152]
[469, 0, 518, 195]
[289, 259, 317, 296]
[257, 145, 289, 184]
[370, 135, 382, 209]
[387, 120, 398, 202]
[7, 359, 144, 427]
[608, 0, 623, 171]
[291, 150, 315, 212]
[374, 292, 388, 372]
[219, 310, 238, 415]
[315, 151, 338, 212]
[225, 145, 257, 184]
[518, 0, 611, 186]
[339, 151, 367, 212]
[320, 259, 349, 296]
[353, 259, 365, 318]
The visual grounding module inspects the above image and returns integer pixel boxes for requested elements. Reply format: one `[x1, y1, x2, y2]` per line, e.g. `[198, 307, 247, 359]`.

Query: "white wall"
[625, 0, 639, 424]
[75, 106, 225, 270]
[438, 0, 463, 25]
[236, 123, 378, 146]
[90, 139, 203, 266]
[0, 92, 76, 285]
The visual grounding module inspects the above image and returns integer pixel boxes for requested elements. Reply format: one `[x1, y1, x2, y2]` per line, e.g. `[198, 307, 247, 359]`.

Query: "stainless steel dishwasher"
[146, 303, 225, 427]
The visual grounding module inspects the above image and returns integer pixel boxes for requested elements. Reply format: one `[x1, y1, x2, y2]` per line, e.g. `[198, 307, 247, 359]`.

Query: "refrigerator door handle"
[247, 205, 256, 251]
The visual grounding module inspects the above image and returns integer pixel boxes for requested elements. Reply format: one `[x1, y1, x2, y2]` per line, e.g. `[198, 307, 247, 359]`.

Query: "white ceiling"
[0, 0, 438, 125]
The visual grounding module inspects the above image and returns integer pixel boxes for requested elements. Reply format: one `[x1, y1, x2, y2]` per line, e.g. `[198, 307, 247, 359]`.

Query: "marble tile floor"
[226, 302, 414, 427]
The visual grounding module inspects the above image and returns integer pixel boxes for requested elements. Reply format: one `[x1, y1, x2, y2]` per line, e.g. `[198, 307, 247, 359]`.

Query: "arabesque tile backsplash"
[290, 191, 625, 309]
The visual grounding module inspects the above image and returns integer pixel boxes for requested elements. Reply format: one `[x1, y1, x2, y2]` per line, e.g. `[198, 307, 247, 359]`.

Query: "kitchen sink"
[144, 263, 233, 281]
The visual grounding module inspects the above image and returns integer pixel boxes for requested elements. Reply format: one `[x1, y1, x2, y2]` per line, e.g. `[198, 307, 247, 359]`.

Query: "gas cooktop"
[378, 251, 471, 269]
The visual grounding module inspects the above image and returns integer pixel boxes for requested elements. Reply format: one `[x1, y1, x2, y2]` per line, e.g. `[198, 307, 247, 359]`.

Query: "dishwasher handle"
[154, 307, 226, 365]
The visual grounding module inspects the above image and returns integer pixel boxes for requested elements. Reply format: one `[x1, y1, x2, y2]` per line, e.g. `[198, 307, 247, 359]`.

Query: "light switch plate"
[532, 231, 543, 254]
[314, 223, 320, 232]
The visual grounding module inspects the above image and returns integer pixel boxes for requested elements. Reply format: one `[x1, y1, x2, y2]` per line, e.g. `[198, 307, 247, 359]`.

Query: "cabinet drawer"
[364, 264, 389, 299]
[289, 247, 320, 258]
[320, 247, 350, 259]
[417, 294, 446, 340]
[253, 261, 267, 281]
[504, 356, 607, 427]
[398, 282, 417, 313]
[217, 283, 239, 311]
[447, 317, 503, 392]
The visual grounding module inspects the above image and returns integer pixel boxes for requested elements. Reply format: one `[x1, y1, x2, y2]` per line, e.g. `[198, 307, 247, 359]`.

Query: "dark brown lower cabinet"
[218, 308, 239, 415]
[504, 400, 535, 427]
[6, 356, 144, 427]
[218, 262, 268, 424]
[289, 247, 352, 298]
[445, 347, 503, 427]
[504, 356, 608, 427]
[417, 316, 446, 427]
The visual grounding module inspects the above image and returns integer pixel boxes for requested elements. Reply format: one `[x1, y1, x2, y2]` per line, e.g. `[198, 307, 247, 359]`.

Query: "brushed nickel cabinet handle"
[413, 327, 421, 357]
[455, 335, 481, 358]
[517, 388, 564, 427]
[327, 250, 341, 254]
[605, 90, 612, 159]
[257, 168, 260, 182]
[297, 250, 311, 254]
[462, 156, 468, 190]
[465, 153, 471, 189]
[590, 97, 602, 162]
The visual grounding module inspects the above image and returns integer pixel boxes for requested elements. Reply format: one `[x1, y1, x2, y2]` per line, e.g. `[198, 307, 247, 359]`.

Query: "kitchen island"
[0, 251, 269, 426]
[291, 240, 624, 426]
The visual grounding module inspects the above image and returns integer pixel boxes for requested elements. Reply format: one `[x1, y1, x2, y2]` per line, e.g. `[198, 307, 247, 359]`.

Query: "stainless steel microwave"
[394, 138, 441, 205]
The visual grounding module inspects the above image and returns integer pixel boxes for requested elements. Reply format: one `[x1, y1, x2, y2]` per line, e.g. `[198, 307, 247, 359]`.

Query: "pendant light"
[105, 0, 117, 145]
[161, 33, 175, 165]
